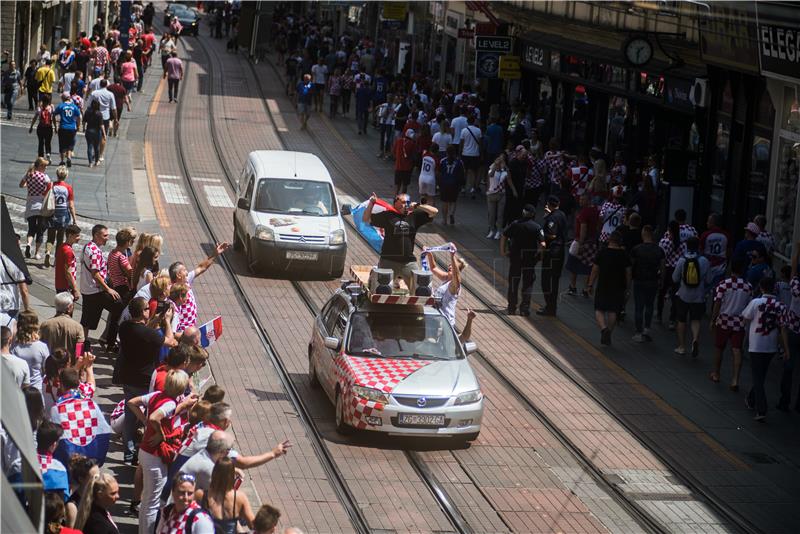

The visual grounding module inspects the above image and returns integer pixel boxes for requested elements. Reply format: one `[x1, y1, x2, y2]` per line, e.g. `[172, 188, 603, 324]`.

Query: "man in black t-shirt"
[363, 192, 438, 288]
[630, 225, 665, 342]
[116, 297, 175, 463]
[501, 204, 545, 316]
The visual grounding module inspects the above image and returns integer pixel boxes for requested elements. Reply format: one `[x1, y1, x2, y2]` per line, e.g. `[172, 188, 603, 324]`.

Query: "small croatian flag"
[421, 243, 456, 271]
[199, 316, 223, 348]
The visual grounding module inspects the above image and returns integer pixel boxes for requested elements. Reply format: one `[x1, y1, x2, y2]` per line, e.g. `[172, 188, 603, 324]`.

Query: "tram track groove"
[248, 49, 754, 534]
[182, 33, 477, 534]
[172, 41, 371, 534]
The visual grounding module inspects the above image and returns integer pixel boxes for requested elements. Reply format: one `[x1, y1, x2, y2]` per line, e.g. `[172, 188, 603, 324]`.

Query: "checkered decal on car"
[335, 356, 431, 429]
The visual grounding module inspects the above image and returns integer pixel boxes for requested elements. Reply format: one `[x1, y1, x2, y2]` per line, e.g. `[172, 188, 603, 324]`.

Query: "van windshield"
[254, 179, 337, 216]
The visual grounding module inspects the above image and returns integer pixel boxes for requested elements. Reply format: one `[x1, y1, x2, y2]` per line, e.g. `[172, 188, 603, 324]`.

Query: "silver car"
[308, 289, 484, 441]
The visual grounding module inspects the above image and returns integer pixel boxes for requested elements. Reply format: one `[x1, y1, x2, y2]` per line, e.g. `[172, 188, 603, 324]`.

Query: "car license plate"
[398, 413, 445, 427]
[286, 251, 318, 261]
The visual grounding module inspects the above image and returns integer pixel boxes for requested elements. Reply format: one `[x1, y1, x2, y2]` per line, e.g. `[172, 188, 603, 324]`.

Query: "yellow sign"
[382, 2, 408, 21]
[499, 55, 521, 79]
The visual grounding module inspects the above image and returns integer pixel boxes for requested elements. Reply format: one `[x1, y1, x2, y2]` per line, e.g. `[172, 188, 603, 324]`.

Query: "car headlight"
[329, 229, 345, 245]
[255, 225, 274, 241]
[454, 389, 482, 405]
[351, 385, 389, 404]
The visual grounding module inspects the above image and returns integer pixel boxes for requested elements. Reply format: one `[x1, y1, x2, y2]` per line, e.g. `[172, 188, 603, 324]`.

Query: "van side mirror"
[463, 341, 478, 355]
[237, 197, 250, 210]
[340, 203, 352, 215]
[324, 337, 341, 351]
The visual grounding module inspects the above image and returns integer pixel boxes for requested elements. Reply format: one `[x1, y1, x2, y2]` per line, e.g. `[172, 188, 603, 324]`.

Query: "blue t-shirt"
[485, 123, 504, 155]
[55, 102, 80, 130]
[732, 239, 766, 265]
[296, 82, 313, 104]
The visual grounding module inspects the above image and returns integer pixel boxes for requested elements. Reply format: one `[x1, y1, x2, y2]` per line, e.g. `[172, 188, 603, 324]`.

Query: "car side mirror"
[324, 337, 341, 351]
[237, 197, 250, 210]
[463, 341, 478, 355]
[340, 203, 352, 215]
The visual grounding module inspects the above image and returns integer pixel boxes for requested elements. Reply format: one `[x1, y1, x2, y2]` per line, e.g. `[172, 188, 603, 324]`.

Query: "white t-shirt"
[60, 72, 76, 89]
[434, 281, 459, 327]
[432, 132, 452, 151]
[419, 154, 437, 185]
[450, 115, 468, 145]
[311, 64, 328, 84]
[742, 295, 787, 353]
[459, 125, 482, 157]
[2, 353, 31, 388]
[487, 168, 508, 195]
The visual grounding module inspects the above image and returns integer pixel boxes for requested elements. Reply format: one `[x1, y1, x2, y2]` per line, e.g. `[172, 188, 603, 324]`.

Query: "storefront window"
[637, 72, 665, 99]
[569, 85, 588, 150]
[783, 86, 800, 135]
[711, 121, 730, 215]
[748, 88, 774, 222]
[772, 139, 800, 259]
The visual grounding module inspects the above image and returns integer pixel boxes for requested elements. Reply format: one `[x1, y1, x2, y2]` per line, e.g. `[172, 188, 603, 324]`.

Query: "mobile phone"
[75, 342, 84, 358]
[233, 475, 242, 490]
[84, 340, 92, 354]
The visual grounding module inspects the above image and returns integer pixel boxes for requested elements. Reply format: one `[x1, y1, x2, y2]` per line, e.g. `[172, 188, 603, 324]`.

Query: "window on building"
[772, 140, 800, 259]
[747, 87, 775, 223]
[711, 81, 733, 216]
[606, 96, 628, 157]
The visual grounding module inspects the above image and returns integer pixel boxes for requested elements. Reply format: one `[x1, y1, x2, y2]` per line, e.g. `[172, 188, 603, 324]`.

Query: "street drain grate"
[742, 451, 779, 464]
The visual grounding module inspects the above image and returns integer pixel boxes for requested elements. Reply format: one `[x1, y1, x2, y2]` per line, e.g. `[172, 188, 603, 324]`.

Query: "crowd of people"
[2, 5, 302, 534]
[272, 9, 799, 422]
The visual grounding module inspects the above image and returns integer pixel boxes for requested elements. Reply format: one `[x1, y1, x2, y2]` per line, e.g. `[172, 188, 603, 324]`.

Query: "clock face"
[625, 38, 653, 66]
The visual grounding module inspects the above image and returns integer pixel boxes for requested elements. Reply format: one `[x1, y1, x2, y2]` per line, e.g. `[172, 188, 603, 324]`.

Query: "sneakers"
[44, 253, 51, 267]
[754, 414, 766, 422]
[486, 230, 495, 239]
[673, 347, 686, 355]
[24, 245, 30, 259]
[567, 286, 577, 296]
[632, 333, 644, 343]
[642, 328, 653, 342]
[581, 289, 590, 298]
[493, 231, 501, 240]
[34, 252, 42, 260]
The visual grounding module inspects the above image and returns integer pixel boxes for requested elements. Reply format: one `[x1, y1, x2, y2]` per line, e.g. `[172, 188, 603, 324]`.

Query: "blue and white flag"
[39, 453, 70, 501]
[50, 390, 111, 467]
[420, 243, 456, 271]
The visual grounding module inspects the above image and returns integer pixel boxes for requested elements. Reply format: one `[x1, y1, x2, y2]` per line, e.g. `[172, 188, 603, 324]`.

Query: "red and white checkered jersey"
[80, 241, 107, 295]
[26, 171, 51, 197]
[176, 271, 197, 331]
[679, 224, 698, 254]
[528, 156, 546, 189]
[93, 46, 109, 67]
[598, 201, 624, 243]
[570, 165, 592, 198]
[713, 276, 752, 331]
[757, 230, 775, 254]
[156, 501, 214, 534]
[742, 295, 788, 353]
[787, 277, 800, 334]
[659, 233, 681, 268]
[545, 150, 567, 186]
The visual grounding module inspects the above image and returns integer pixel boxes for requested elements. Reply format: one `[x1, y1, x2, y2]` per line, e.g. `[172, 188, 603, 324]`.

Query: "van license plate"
[398, 413, 445, 426]
[286, 251, 318, 261]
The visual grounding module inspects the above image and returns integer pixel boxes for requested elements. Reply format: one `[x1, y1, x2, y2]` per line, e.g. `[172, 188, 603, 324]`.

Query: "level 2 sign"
[475, 36, 513, 79]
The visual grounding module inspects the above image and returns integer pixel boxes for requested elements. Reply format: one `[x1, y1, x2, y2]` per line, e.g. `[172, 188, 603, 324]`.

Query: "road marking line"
[192, 177, 222, 183]
[160, 182, 190, 205]
[204, 185, 234, 208]
[145, 78, 170, 227]
[158, 174, 181, 180]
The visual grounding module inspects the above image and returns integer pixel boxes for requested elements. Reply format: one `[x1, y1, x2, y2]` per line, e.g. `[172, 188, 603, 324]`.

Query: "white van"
[233, 151, 349, 278]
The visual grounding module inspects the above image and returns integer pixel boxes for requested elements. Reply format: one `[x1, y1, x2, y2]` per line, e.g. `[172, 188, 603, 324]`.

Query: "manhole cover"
[742, 452, 779, 464]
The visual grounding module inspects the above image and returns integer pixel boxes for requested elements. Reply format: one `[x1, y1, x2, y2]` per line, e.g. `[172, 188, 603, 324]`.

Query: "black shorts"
[58, 128, 77, 151]
[675, 297, 705, 322]
[314, 83, 325, 94]
[394, 170, 412, 186]
[462, 155, 481, 170]
[80, 291, 115, 330]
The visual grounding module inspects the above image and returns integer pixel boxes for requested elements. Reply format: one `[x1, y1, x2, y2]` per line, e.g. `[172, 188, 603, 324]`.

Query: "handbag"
[40, 185, 55, 217]
[569, 240, 580, 256]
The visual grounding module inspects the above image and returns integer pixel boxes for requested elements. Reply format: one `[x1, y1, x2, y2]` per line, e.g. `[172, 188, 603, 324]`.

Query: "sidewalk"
[260, 51, 800, 532]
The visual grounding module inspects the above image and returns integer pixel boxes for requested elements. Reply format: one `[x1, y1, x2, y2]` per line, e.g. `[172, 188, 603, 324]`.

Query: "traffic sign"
[499, 55, 521, 79]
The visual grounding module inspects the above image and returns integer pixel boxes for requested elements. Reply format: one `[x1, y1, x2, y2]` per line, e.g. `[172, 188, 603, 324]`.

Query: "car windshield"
[346, 311, 462, 361]
[254, 178, 336, 216]
[169, 4, 188, 13]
